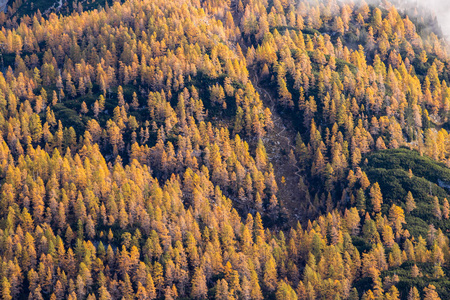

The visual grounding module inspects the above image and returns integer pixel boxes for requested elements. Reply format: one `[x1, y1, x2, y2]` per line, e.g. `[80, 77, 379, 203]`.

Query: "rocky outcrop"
[438, 179, 450, 191]
[0, 0, 7, 12]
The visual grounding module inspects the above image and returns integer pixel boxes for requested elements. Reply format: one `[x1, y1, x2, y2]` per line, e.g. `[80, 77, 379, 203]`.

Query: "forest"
[0, 0, 449, 299]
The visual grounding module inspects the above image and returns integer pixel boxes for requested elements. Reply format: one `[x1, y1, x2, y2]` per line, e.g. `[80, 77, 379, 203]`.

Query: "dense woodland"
[0, 0, 449, 299]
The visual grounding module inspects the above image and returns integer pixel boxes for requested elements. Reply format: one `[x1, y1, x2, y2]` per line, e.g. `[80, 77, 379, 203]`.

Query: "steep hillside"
[0, 0, 449, 299]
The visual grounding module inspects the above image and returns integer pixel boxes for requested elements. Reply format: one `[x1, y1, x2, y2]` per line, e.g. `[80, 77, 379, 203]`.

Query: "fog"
[422, 0, 450, 38]
[330, 0, 450, 39]
[380, 0, 450, 39]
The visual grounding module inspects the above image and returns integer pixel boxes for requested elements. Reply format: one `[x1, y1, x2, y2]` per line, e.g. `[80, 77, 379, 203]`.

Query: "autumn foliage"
[0, 0, 447, 299]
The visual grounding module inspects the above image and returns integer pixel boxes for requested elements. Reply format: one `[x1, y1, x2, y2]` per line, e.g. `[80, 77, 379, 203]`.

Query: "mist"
[421, 0, 450, 38]
[379, 0, 450, 39]
[332, 0, 450, 39]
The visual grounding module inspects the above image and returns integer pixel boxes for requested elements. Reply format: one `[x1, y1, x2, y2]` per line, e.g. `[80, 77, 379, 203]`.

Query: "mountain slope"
[0, 0, 450, 299]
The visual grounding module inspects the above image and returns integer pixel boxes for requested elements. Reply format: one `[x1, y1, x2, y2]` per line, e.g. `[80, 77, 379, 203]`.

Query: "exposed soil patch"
[251, 74, 308, 225]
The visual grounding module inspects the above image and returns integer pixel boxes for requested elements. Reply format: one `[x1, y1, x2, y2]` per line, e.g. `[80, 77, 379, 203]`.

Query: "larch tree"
[405, 191, 416, 213]
[433, 196, 442, 220]
[370, 182, 383, 213]
[276, 281, 297, 300]
[191, 267, 207, 299]
[408, 286, 420, 300]
[443, 198, 449, 219]
[423, 284, 441, 300]
[264, 256, 278, 292]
